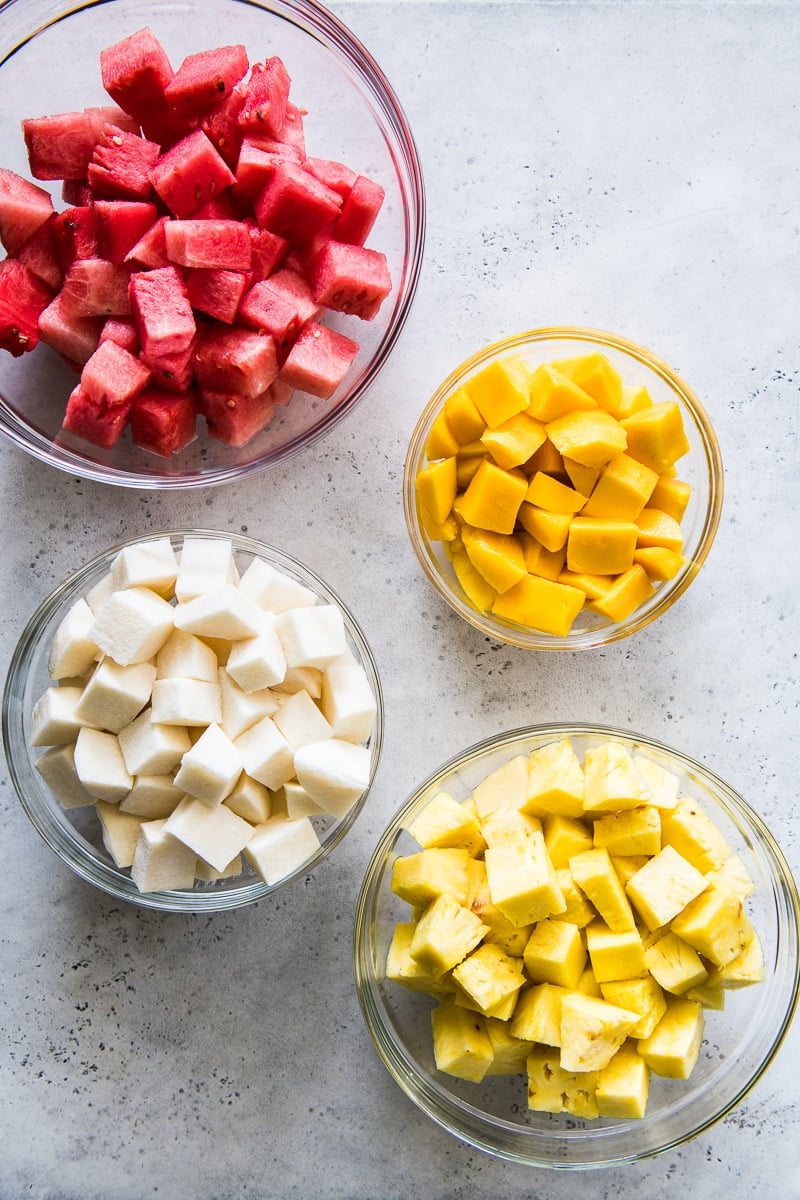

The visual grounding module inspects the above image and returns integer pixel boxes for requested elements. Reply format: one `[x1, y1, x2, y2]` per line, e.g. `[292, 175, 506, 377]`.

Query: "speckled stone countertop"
[1, 2, 799, 1198]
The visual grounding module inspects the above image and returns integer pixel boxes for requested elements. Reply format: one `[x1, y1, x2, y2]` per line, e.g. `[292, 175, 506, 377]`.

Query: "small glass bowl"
[3, 529, 384, 912]
[0, 0, 424, 488]
[404, 328, 723, 650]
[354, 724, 799, 1168]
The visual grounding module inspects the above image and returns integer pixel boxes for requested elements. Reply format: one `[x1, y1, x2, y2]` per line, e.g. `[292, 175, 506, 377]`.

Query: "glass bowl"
[0, 0, 424, 488]
[404, 328, 723, 650]
[3, 529, 384, 912]
[354, 724, 799, 1168]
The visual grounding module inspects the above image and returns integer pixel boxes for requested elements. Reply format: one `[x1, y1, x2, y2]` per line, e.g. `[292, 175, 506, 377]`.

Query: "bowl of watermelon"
[0, 0, 424, 487]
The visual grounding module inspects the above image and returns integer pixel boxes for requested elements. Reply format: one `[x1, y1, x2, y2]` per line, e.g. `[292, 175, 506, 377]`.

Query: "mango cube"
[566, 516, 639, 575]
[595, 1040, 651, 1119]
[633, 545, 686, 581]
[635, 507, 684, 553]
[621, 401, 690, 472]
[492, 574, 585, 637]
[463, 528, 527, 593]
[563, 456, 600, 496]
[414, 456, 457, 525]
[458, 458, 528, 534]
[444, 385, 486, 443]
[546, 408, 627, 468]
[649, 475, 691, 522]
[523, 918, 587, 989]
[517, 503, 572, 552]
[480, 411, 546, 469]
[551, 352, 623, 414]
[518, 532, 567, 581]
[587, 564, 655, 622]
[528, 362, 598, 421]
[451, 549, 497, 612]
[425, 409, 460, 459]
[525, 471, 587, 514]
[638, 997, 704, 1079]
[582, 452, 658, 520]
[464, 354, 531, 428]
[431, 999, 494, 1082]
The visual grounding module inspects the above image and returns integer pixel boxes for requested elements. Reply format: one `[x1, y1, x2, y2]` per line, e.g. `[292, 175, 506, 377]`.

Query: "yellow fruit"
[471, 754, 530, 820]
[451, 942, 526, 1016]
[592, 805, 661, 857]
[528, 363, 598, 422]
[409, 893, 489, 975]
[523, 918, 587, 989]
[581, 452, 658, 521]
[431, 999, 494, 1082]
[415, 456, 458, 524]
[385, 921, 456, 996]
[625, 843, 708, 931]
[582, 741, 643, 814]
[485, 830, 566, 927]
[527, 1046, 600, 1117]
[585, 922, 648, 983]
[643, 930, 709, 995]
[543, 812, 593, 868]
[600, 976, 667, 1039]
[569, 846, 636, 931]
[638, 997, 704, 1079]
[595, 1040, 650, 1119]
[525, 739, 585, 818]
[586, 564, 654, 623]
[491, 573, 585, 637]
[559, 992, 640, 1072]
[391, 846, 471, 906]
[621, 401, 690, 472]
[660, 797, 730, 873]
[669, 882, 753, 968]
[551, 352, 623, 414]
[546, 409, 628, 468]
[525, 470, 587, 514]
[484, 1016, 532, 1075]
[480, 411, 546, 469]
[465, 355, 531, 428]
[406, 790, 486, 856]
[566, 516, 639, 575]
[510, 982, 567, 1046]
[458, 458, 528, 535]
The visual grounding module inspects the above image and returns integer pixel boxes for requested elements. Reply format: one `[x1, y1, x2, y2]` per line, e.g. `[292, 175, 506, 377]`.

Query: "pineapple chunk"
[554, 867, 596, 928]
[509, 982, 567, 1046]
[611, 854, 650, 886]
[596, 1040, 650, 1119]
[686, 982, 726, 1009]
[523, 738, 585, 818]
[585, 921, 647, 983]
[391, 846, 471, 906]
[600, 976, 667, 1039]
[451, 943, 525, 1016]
[543, 812, 593, 868]
[471, 754, 530, 820]
[406, 790, 487, 856]
[633, 753, 681, 810]
[576, 966, 603, 997]
[638, 997, 704, 1079]
[706, 853, 755, 902]
[485, 830, 566, 927]
[481, 807, 542, 848]
[660, 796, 730, 872]
[569, 846, 636, 931]
[465, 857, 532, 955]
[592, 805, 661, 857]
[582, 742, 642, 814]
[523, 918, 587, 988]
[644, 930, 709, 995]
[385, 921, 455, 997]
[484, 1016, 532, 1075]
[409, 893, 489, 975]
[431, 999, 494, 1082]
[711, 930, 765, 988]
[527, 1047, 599, 1117]
[625, 844, 708, 931]
[559, 992, 641, 1072]
[669, 881, 752, 967]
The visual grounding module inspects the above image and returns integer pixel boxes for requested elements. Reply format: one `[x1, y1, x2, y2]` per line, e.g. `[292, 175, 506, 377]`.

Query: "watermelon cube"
[85, 105, 141, 141]
[125, 214, 171, 269]
[139, 335, 198, 394]
[200, 88, 246, 169]
[23, 110, 97, 181]
[333, 174, 385, 246]
[245, 224, 288, 282]
[193, 325, 278, 398]
[165, 45, 249, 114]
[308, 240, 391, 320]
[191, 194, 241, 221]
[237, 57, 291, 139]
[59, 258, 133, 317]
[62, 382, 132, 447]
[94, 200, 160, 264]
[80, 339, 152, 406]
[100, 27, 174, 123]
[0, 259, 53, 356]
[278, 321, 358, 399]
[164, 219, 252, 271]
[248, 101, 306, 157]
[150, 130, 237, 219]
[88, 125, 161, 201]
[51, 206, 98, 272]
[200, 388, 275, 446]
[238, 267, 318, 352]
[99, 317, 139, 354]
[130, 388, 198, 456]
[185, 268, 250, 323]
[254, 161, 342, 245]
[61, 179, 94, 207]
[15, 220, 63, 291]
[234, 138, 303, 203]
[129, 265, 196, 357]
[0, 168, 55, 255]
[38, 292, 104, 365]
[268, 378, 294, 407]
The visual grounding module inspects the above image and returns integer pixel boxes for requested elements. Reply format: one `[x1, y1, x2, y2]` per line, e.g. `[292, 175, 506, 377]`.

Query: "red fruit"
[200, 88, 246, 169]
[38, 292, 104, 365]
[201, 387, 275, 446]
[165, 45, 249, 114]
[238, 267, 318, 352]
[139, 335, 198, 393]
[192, 194, 241, 221]
[88, 125, 161, 200]
[100, 27, 174, 122]
[164, 218, 251, 270]
[234, 138, 302, 203]
[22, 110, 97, 181]
[51, 206, 98, 272]
[185, 268, 250, 323]
[125, 214, 171, 269]
[248, 101, 306, 157]
[94, 200, 160, 264]
[61, 179, 93, 206]
[59, 258, 132, 318]
[16, 220, 64, 291]
[150, 130, 236, 218]
[237, 57, 291, 138]
[140, 107, 199, 150]
[278, 321, 358, 399]
[245, 223, 288, 282]
[81, 339, 152, 406]
[303, 158, 357, 198]
[0, 259, 53, 356]
[193, 325, 278, 398]
[254, 161, 341, 244]
[0, 168, 55, 255]
[99, 316, 139, 354]
[62, 382, 132, 447]
[308, 239, 391, 320]
[268, 378, 294, 407]
[333, 174, 385, 246]
[85, 106, 141, 140]
[129, 265, 196, 357]
[130, 388, 198, 455]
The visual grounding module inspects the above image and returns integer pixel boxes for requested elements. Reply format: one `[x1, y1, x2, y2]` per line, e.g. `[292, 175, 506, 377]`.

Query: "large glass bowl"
[404, 329, 722, 650]
[3, 529, 384, 912]
[354, 724, 799, 1168]
[0, 0, 424, 488]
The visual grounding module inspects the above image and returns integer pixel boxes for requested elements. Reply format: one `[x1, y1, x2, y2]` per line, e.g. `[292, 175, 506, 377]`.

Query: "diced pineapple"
[638, 997, 704, 1079]
[569, 847, 636, 931]
[633, 753, 681, 810]
[485, 830, 566, 927]
[522, 918, 587, 989]
[554, 867, 596, 928]
[527, 1047, 599, 1118]
[686, 982, 726, 1010]
[643, 930, 708, 995]
[660, 796, 730, 873]
[669, 882, 752, 967]
[385, 921, 455, 997]
[409, 893, 489, 975]
[484, 1016, 532, 1076]
[585, 921, 647, 983]
[391, 846, 471, 906]
[481, 807, 542, 849]
[431, 999, 494, 1082]
[509, 982, 567, 1046]
[600, 976, 667, 1039]
[710, 930, 765, 988]
[470, 754, 531, 820]
[706, 853, 755, 901]
[624, 844, 708, 931]
[559, 992, 641, 1072]
[466, 857, 532, 955]
[406, 789, 487, 856]
[611, 854, 650, 886]
[543, 812, 593, 868]
[582, 742, 642, 814]
[595, 1040, 651, 1119]
[523, 738, 585, 818]
[451, 943, 526, 1016]
[592, 805, 661, 857]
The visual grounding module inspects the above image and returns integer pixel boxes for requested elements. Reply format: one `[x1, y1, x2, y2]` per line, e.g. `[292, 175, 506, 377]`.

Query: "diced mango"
[464, 355, 531, 428]
[425, 408, 460, 459]
[485, 830, 566, 927]
[517, 503, 572, 552]
[635, 507, 684, 553]
[570, 847, 636, 931]
[582, 452, 659, 521]
[551, 352, 623, 414]
[409, 893, 489, 975]
[391, 846, 472, 906]
[566, 516, 639, 575]
[625, 844, 708, 931]
[525, 739, 585, 818]
[587, 564, 654, 622]
[621, 401, 690, 472]
[593, 805, 662, 857]
[562, 456, 599, 497]
[525, 471, 587, 514]
[644, 930, 709, 995]
[414, 456, 457, 524]
[526, 437, 564, 475]
[458, 458, 528, 534]
[518, 532, 566, 581]
[431, 999, 494, 1082]
[559, 992, 640, 1072]
[406, 790, 486, 856]
[585, 921, 648, 983]
[454, 448, 485, 490]
[444, 385, 486, 443]
[649, 475, 691, 522]
[638, 997, 704, 1079]
[451, 548, 497, 613]
[523, 918, 587, 989]
[492, 573, 585, 637]
[546, 409, 627, 468]
[583, 742, 643, 814]
[480, 412, 546, 469]
[419, 505, 460, 543]
[616, 383, 653, 419]
[528, 363, 598, 422]
[556, 568, 611, 600]
[463, 528, 527, 593]
[596, 1040, 650, 1119]
[600, 976, 667, 1039]
[543, 812, 593, 867]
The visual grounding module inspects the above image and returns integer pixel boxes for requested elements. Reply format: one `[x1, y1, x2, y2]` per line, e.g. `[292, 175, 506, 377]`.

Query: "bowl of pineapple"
[354, 724, 800, 1167]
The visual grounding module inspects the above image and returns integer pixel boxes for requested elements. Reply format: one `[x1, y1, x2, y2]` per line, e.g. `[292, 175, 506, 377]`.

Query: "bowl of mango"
[353, 724, 800, 1167]
[404, 329, 723, 649]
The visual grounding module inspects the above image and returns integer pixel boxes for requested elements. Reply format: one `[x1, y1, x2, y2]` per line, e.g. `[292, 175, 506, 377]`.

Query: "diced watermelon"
[124, 214, 171, 269]
[193, 325, 278, 398]
[201, 387, 275, 446]
[130, 387, 198, 455]
[88, 125, 161, 201]
[268, 378, 294, 407]
[278, 321, 358, 398]
[307, 240, 391, 320]
[59, 258, 132, 317]
[238, 267, 318, 352]
[185, 268, 250, 323]
[248, 101, 306, 157]
[51, 206, 98, 272]
[164, 219, 251, 270]
[245, 223, 288, 282]
[100, 27, 174, 123]
[0, 168, 55, 255]
[304, 158, 357, 198]
[254, 161, 341, 244]
[39, 292, 104, 364]
[80, 339, 151, 406]
[140, 107, 200, 150]
[237, 57, 291, 139]
[139, 335, 198, 393]
[15, 220, 63, 291]
[130, 265, 196, 358]
[85, 106, 141, 141]
[94, 200, 160, 265]
[61, 179, 93, 207]
[333, 174, 385, 246]
[165, 46, 249, 114]
[99, 316, 139, 354]
[0, 259, 54, 356]
[150, 130, 236, 218]
[23, 111, 97, 181]
[200, 88, 246, 169]
[192, 194, 241, 221]
[233, 138, 302, 203]
[62, 382, 132, 447]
